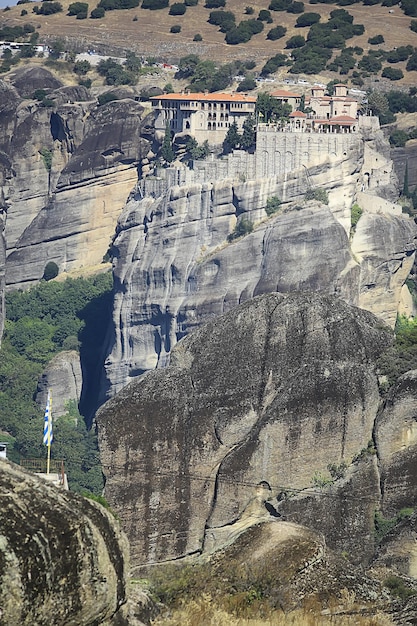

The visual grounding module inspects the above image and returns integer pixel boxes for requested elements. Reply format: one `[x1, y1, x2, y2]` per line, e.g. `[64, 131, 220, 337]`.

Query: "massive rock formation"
[0, 68, 152, 291]
[97, 292, 394, 568]
[103, 123, 417, 399]
[0, 459, 129, 625]
[36, 350, 83, 418]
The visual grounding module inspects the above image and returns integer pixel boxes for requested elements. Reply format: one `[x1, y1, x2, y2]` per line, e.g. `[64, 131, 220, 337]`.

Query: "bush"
[170, 24, 181, 32]
[382, 66, 403, 80]
[74, 59, 91, 74]
[193, 33, 202, 40]
[141, 0, 168, 8]
[38, 2, 62, 14]
[227, 218, 253, 242]
[169, 2, 186, 13]
[245, 5, 254, 13]
[236, 76, 256, 91]
[389, 129, 408, 147]
[42, 261, 59, 281]
[258, 8, 272, 20]
[305, 187, 329, 204]
[269, 0, 291, 10]
[384, 576, 416, 600]
[406, 51, 417, 71]
[39, 148, 52, 171]
[287, 1, 304, 12]
[350, 203, 362, 230]
[265, 196, 281, 216]
[90, 6, 105, 16]
[261, 52, 287, 74]
[97, 91, 119, 105]
[295, 11, 320, 26]
[204, 0, 225, 6]
[208, 9, 235, 28]
[411, 19, 417, 32]
[68, 1, 88, 14]
[286, 34, 305, 47]
[267, 25, 287, 39]
[368, 34, 384, 44]
[21, 9, 28, 15]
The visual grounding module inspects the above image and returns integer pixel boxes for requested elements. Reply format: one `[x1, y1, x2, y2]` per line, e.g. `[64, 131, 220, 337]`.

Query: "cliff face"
[104, 124, 417, 397]
[97, 292, 393, 567]
[0, 68, 152, 291]
[0, 460, 129, 625]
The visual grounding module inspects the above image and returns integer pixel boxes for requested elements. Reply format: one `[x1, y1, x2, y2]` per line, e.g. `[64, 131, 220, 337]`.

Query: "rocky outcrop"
[375, 370, 417, 518]
[103, 123, 417, 399]
[0, 69, 153, 290]
[36, 350, 83, 418]
[97, 292, 392, 568]
[0, 459, 129, 625]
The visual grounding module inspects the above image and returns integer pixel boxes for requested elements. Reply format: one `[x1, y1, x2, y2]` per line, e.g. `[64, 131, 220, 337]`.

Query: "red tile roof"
[150, 92, 256, 103]
[271, 89, 301, 98]
[289, 110, 307, 117]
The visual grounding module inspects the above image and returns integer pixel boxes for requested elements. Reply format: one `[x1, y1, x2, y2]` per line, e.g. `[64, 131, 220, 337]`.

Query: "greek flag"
[43, 390, 53, 446]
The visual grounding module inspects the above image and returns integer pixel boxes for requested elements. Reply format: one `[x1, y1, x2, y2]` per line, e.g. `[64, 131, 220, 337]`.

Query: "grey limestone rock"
[97, 292, 392, 567]
[0, 460, 129, 625]
[36, 350, 82, 418]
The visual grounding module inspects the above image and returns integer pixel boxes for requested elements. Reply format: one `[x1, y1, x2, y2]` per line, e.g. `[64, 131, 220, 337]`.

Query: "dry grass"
[2, 0, 417, 82]
[150, 594, 394, 626]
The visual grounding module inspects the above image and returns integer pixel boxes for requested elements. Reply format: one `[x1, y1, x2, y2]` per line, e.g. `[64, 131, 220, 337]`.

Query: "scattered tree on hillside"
[240, 114, 256, 150]
[223, 121, 240, 153]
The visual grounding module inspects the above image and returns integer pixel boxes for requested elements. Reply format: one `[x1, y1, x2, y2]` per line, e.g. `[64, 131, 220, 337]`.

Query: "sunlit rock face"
[103, 124, 416, 399]
[0, 460, 129, 625]
[98, 292, 392, 568]
[0, 70, 152, 291]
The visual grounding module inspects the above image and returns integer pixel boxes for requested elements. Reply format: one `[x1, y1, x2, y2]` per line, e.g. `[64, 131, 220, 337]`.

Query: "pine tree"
[223, 121, 240, 154]
[161, 122, 175, 163]
[240, 114, 256, 151]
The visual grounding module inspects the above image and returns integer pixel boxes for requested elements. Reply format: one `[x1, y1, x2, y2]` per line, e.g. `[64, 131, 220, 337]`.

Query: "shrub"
[90, 6, 105, 16]
[305, 187, 329, 204]
[261, 52, 287, 74]
[236, 76, 256, 91]
[97, 91, 119, 105]
[258, 8, 272, 20]
[21, 9, 28, 15]
[406, 51, 417, 70]
[204, 0, 225, 7]
[265, 196, 281, 216]
[208, 9, 235, 28]
[170, 24, 181, 32]
[38, 2, 62, 14]
[382, 66, 403, 80]
[411, 19, 417, 32]
[245, 5, 254, 13]
[141, 0, 168, 8]
[42, 261, 59, 281]
[287, 1, 304, 12]
[68, 1, 88, 14]
[169, 2, 186, 13]
[368, 34, 384, 44]
[389, 129, 408, 147]
[295, 11, 320, 26]
[267, 25, 287, 39]
[193, 33, 202, 40]
[74, 59, 91, 74]
[358, 54, 382, 73]
[286, 34, 305, 47]
[39, 148, 52, 171]
[269, 0, 291, 10]
[350, 203, 362, 231]
[384, 576, 416, 600]
[227, 218, 253, 242]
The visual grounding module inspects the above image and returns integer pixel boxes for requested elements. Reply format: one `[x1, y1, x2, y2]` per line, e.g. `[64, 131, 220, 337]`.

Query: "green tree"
[161, 122, 175, 163]
[73, 59, 91, 75]
[68, 1, 88, 14]
[240, 114, 256, 150]
[43, 261, 59, 280]
[265, 196, 281, 216]
[223, 121, 240, 153]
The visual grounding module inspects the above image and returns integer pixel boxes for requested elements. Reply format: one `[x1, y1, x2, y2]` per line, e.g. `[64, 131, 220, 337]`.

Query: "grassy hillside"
[1, 0, 417, 85]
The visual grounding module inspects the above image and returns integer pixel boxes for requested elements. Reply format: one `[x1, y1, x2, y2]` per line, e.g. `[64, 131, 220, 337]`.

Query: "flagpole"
[43, 389, 53, 475]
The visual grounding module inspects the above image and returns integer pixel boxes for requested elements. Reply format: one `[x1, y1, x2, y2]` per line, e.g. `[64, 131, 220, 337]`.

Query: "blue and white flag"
[43, 390, 53, 446]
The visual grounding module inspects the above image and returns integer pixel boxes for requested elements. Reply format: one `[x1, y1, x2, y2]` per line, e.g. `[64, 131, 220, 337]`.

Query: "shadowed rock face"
[97, 292, 392, 568]
[0, 461, 129, 626]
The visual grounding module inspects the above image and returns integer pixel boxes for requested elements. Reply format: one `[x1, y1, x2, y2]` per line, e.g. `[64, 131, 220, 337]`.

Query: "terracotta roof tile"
[150, 92, 257, 103]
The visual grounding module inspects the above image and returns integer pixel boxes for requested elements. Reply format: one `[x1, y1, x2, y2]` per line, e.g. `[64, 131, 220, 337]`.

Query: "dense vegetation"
[0, 272, 113, 495]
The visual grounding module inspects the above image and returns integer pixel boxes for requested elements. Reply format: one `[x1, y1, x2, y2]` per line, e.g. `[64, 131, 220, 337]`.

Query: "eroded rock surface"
[0, 460, 129, 625]
[97, 292, 392, 567]
[104, 125, 417, 399]
[0, 70, 152, 290]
